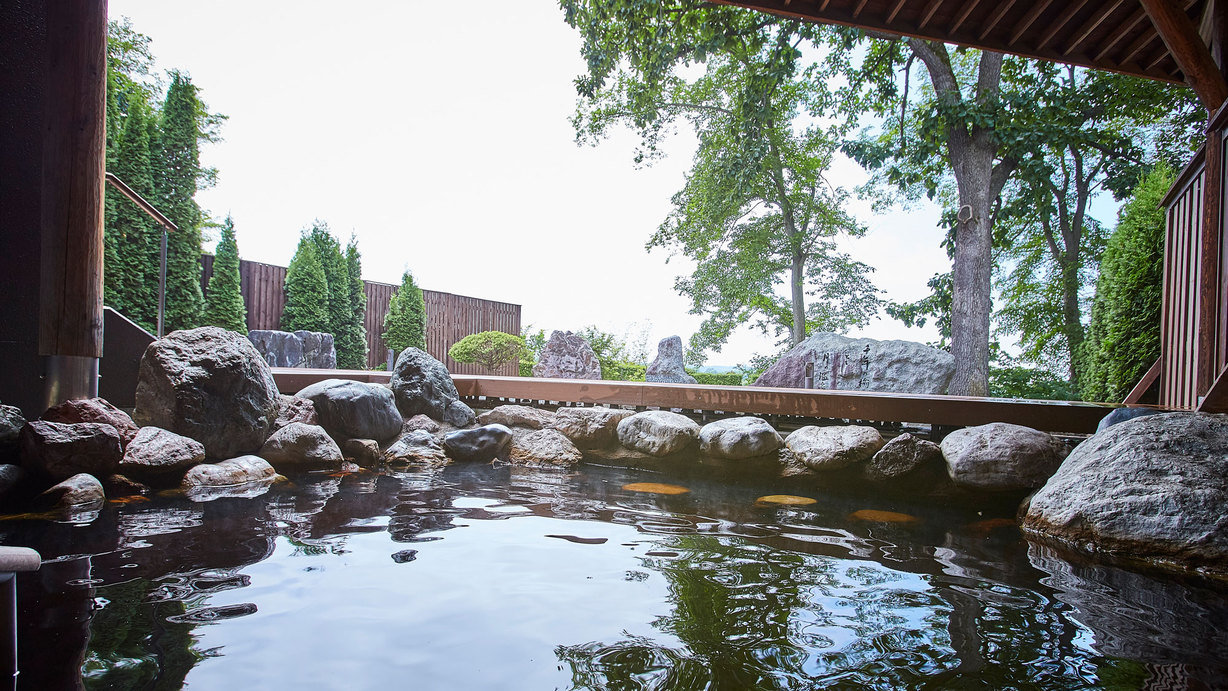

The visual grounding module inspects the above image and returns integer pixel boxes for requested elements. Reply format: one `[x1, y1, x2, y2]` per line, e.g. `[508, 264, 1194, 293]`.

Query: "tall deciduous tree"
[382, 270, 426, 354]
[335, 236, 369, 369]
[281, 238, 331, 333]
[561, 1, 880, 364]
[203, 215, 247, 333]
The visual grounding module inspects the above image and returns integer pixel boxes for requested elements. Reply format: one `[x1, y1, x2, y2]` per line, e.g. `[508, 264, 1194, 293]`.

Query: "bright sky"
[110, 0, 954, 367]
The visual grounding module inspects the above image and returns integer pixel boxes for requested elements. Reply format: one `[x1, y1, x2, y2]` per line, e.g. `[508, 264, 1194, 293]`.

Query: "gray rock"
[134, 326, 280, 460]
[118, 426, 206, 484]
[384, 430, 448, 465]
[40, 472, 105, 509]
[551, 407, 635, 448]
[0, 405, 26, 464]
[247, 329, 337, 368]
[181, 455, 277, 490]
[532, 331, 601, 380]
[753, 332, 955, 394]
[478, 405, 557, 430]
[258, 422, 344, 470]
[785, 425, 884, 471]
[941, 422, 1068, 491]
[509, 428, 583, 466]
[442, 424, 513, 462]
[42, 397, 140, 447]
[273, 395, 319, 432]
[645, 336, 697, 384]
[443, 399, 476, 428]
[616, 411, 700, 457]
[698, 417, 782, 460]
[1095, 406, 1163, 433]
[294, 379, 402, 443]
[402, 414, 441, 436]
[863, 433, 943, 482]
[340, 438, 381, 467]
[1022, 412, 1228, 576]
[389, 348, 462, 420]
[20, 420, 123, 481]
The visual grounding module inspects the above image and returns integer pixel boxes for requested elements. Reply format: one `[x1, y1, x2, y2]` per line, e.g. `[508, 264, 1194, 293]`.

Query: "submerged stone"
[785, 425, 884, 471]
[941, 422, 1068, 491]
[118, 426, 206, 484]
[442, 424, 512, 462]
[552, 407, 634, 448]
[616, 411, 700, 457]
[698, 417, 782, 460]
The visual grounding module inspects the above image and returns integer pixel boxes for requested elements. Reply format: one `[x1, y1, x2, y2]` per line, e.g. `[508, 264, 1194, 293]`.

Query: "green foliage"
[304, 223, 349, 336]
[562, 1, 880, 362]
[202, 216, 247, 333]
[736, 351, 784, 385]
[1080, 166, 1172, 402]
[105, 86, 160, 332]
[520, 326, 547, 377]
[281, 238, 330, 332]
[448, 331, 525, 373]
[988, 365, 1077, 401]
[687, 370, 743, 386]
[604, 360, 647, 382]
[382, 270, 426, 353]
[334, 236, 369, 369]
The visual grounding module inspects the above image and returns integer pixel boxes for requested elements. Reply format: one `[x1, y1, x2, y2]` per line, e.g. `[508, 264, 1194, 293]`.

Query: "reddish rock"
[20, 420, 122, 482]
[42, 397, 139, 447]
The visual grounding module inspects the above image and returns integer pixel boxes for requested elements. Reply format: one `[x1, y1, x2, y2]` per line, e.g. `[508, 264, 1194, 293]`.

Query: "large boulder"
[20, 420, 123, 482]
[1022, 412, 1228, 576]
[551, 407, 634, 448]
[785, 425, 884, 471]
[42, 397, 140, 447]
[389, 348, 462, 421]
[247, 329, 336, 368]
[645, 336, 696, 384]
[698, 417, 782, 460]
[294, 379, 402, 443]
[862, 432, 943, 483]
[753, 332, 955, 394]
[117, 426, 206, 484]
[616, 411, 700, 457]
[442, 424, 513, 462]
[1095, 406, 1162, 432]
[509, 428, 583, 467]
[532, 331, 601, 380]
[384, 430, 448, 465]
[941, 422, 1068, 492]
[258, 422, 344, 470]
[477, 405, 557, 430]
[134, 327, 280, 460]
[181, 455, 277, 490]
[40, 473, 105, 510]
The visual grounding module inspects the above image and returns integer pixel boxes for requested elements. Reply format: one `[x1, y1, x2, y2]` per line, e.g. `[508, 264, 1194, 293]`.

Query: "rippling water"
[4, 461, 1227, 690]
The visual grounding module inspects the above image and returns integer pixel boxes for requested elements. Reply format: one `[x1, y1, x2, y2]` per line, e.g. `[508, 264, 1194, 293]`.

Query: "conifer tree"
[109, 93, 160, 331]
[382, 270, 426, 354]
[203, 216, 248, 333]
[334, 237, 369, 369]
[304, 223, 349, 336]
[281, 238, 331, 332]
[156, 72, 208, 332]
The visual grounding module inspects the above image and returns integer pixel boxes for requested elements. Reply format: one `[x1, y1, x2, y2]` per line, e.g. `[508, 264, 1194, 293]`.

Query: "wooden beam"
[39, 0, 107, 359]
[1197, 361, 1228, 411]
[886, 0, 908, 24]
[853, 0, 870, 19]
[917, 0, 945, 29]
[1140, 0, 1228, 110]
[1065, 0, 1127, 55]
[1093, 6, 1149, 61]
[1037, 0, 1093, 51]
[1196, 126, 1223, 395]
[949, 0, 983, 34]
[1123, 358, 1163, 404]
[1009, 0, 1055, 47]
[978, 0, 1018, 41]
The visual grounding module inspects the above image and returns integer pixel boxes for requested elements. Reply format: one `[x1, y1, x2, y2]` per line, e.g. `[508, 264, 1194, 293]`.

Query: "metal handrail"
[104, 172, 175, 337]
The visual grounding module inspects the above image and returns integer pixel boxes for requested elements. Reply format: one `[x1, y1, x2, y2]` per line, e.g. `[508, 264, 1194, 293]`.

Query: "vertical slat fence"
[1161, 160, 1204, 408]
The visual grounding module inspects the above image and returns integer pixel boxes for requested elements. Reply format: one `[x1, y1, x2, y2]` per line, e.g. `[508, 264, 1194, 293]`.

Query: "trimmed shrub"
[449, 331, 525, 373]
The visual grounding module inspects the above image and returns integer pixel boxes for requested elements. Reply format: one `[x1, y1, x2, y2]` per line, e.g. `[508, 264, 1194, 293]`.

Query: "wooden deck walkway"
[270, 369, 1129, 435]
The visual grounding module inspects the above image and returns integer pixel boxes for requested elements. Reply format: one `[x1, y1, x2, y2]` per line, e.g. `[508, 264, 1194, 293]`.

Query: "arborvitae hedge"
[281, 238, 331, 333]
[382, 270, 426, 353]
[334, 238, 369, 369]
[202, 216, 248, 333]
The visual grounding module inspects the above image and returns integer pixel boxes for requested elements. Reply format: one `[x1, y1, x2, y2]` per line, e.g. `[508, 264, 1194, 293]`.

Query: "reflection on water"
[2, 462, 1226, 689]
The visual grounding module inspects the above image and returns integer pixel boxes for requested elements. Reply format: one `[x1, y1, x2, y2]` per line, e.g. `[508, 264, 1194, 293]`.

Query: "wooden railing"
[269, 369, 1119, 435]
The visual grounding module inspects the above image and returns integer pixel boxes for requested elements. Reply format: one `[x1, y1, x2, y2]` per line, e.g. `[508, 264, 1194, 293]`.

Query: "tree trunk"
[948, 157, 995, 396]
[791, 248, 806, 345]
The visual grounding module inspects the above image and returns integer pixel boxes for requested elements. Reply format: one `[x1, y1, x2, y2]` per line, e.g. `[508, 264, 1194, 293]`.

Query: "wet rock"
[510, 428, 583, 466]
[754, 332, 955, 394]
[273, 395, 319, 432]
[442, 424, 513, 462]
[389, 348, 463, 420]
[478, 404, 557, 430]
[258, 422, 344, 470]
[340, 438, 381, 467]
[402, 414, 441, 435]
[551, 407, 635, 448]
[785, 425, 884, 471]
[20, 420, 123, 482]
[532, 331, 601, 380]
[391, 549, 418, 563]
[181, 455, 277, 490]
[616, 411, 700, 457]
[698, 417, 782, 460]
[0, 404, 25, 464]
[294, 379, 401, 443]
[863, 433, 943, 482]
[645, 336, 697, 384]
[103, 474, 149, 497]
[1095, 406, 1163, 432]
[40, 473, 105, 509]
[118, 426, 206, 484]
[941, 422, 1068, 491]
[384, 430, 448, 465]
[134, 326, 280, 460]
[42, 397, 140, 447]
[1022, 412, 1228, 576]
[443, 399, 476, 428]
[247, 329, 336, 368]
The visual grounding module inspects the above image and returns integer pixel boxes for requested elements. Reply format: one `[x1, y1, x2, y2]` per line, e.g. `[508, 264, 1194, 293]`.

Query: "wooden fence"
[1160, 154, 1206, 409]
[201, 256, 521, 373]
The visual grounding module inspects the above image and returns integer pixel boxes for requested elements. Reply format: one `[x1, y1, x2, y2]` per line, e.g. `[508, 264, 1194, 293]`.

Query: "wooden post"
[1140, 0, 1228, 110]
[1198, 124, 1223, 397]
[38, 0, 107, 403]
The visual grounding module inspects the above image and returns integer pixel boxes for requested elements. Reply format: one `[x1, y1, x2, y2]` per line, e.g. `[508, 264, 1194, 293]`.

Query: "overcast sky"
[110, 0, 955, 367]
